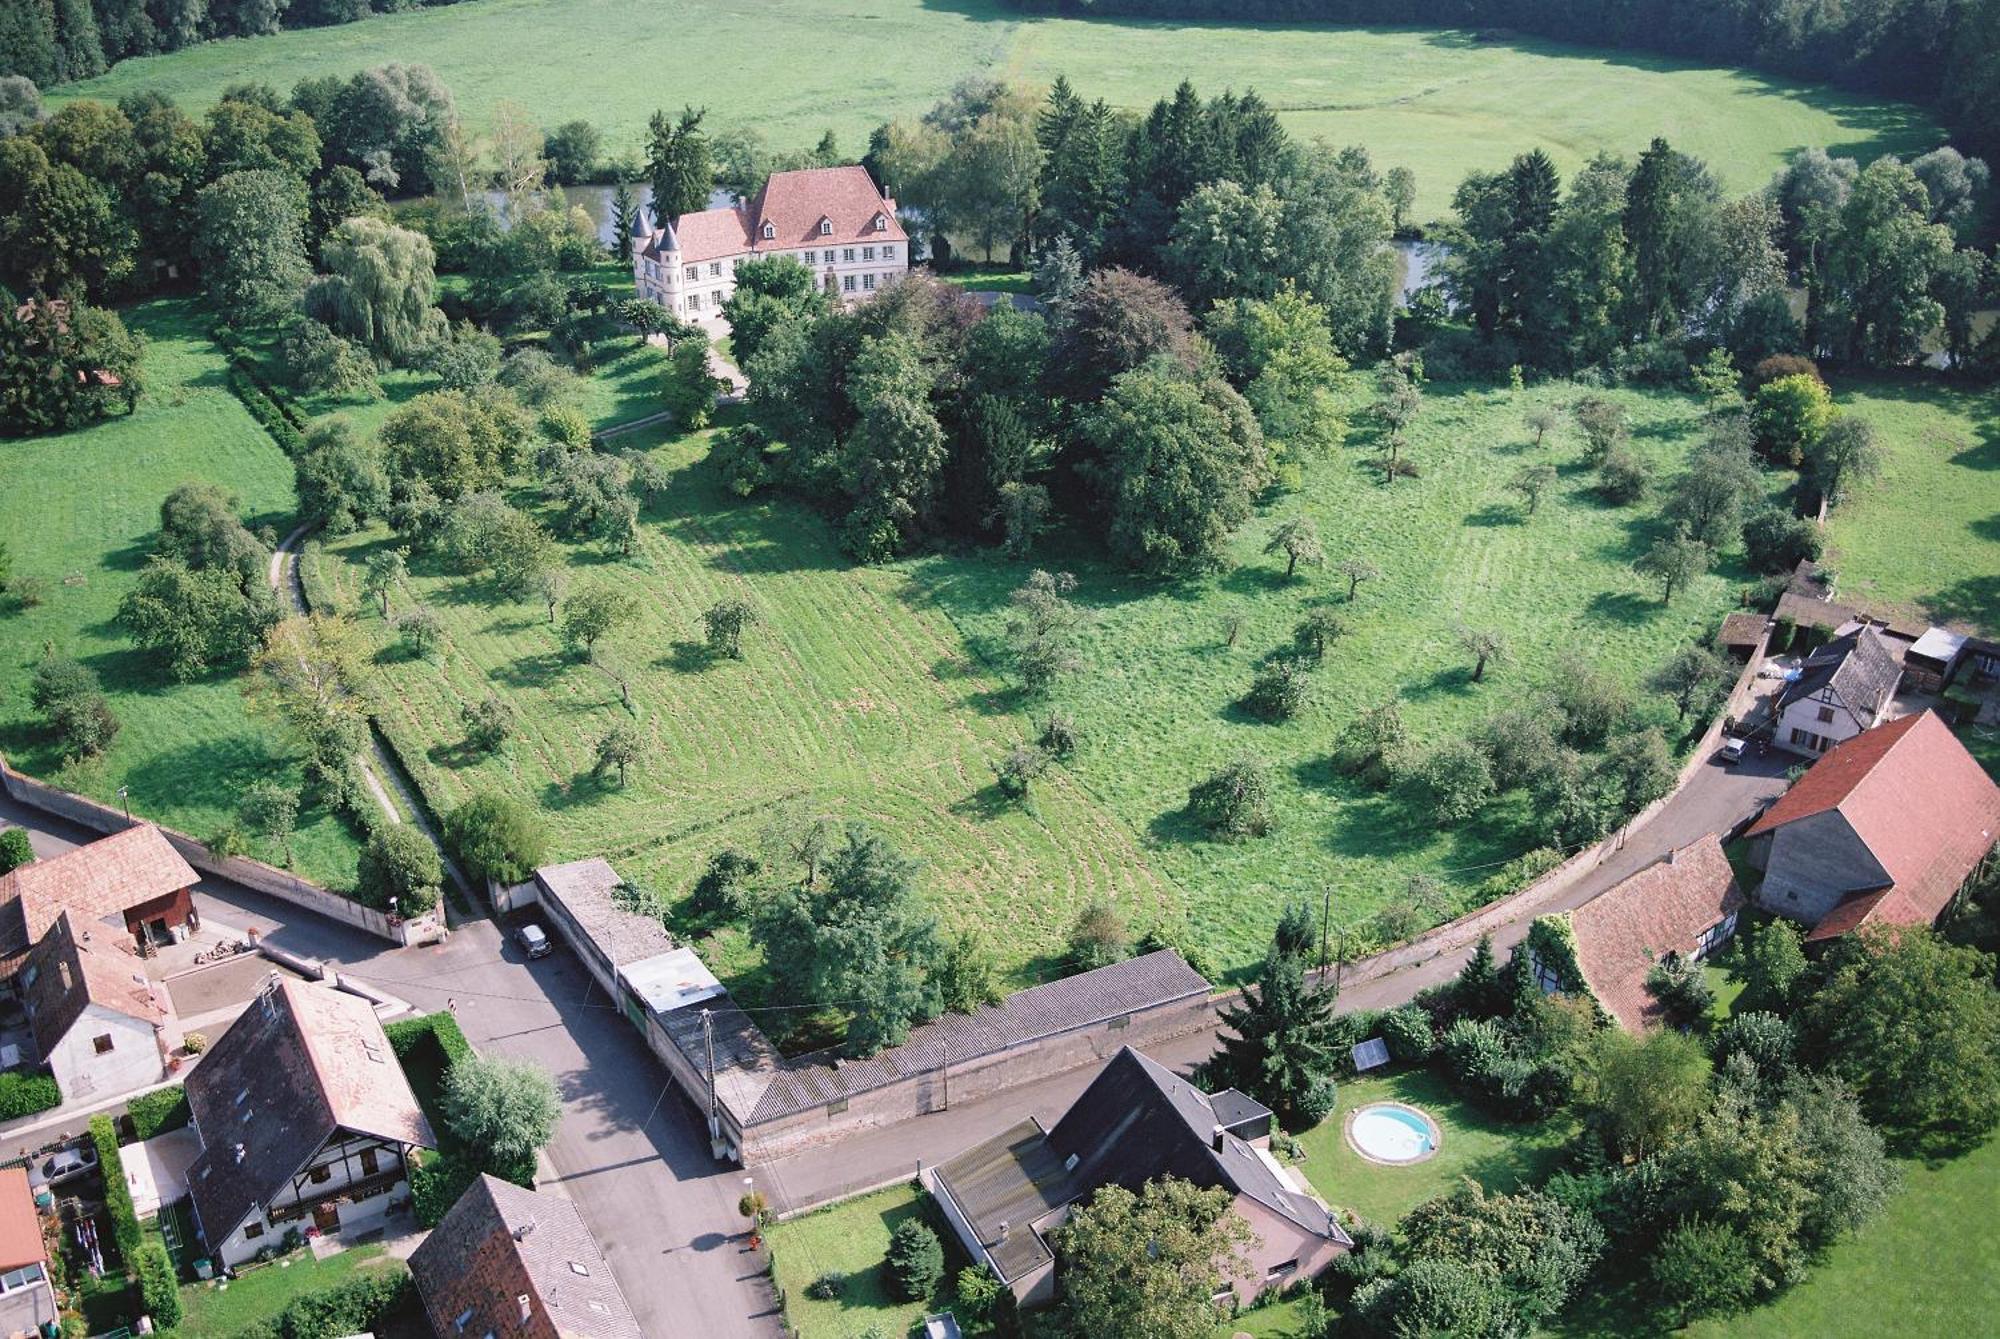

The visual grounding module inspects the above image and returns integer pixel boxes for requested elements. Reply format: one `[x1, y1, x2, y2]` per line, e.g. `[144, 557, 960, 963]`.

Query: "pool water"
[1349, 1103, 1437, 1163]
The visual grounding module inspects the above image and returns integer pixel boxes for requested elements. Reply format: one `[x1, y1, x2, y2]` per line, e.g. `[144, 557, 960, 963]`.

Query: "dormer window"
[761, 221, 775, 240]
[818, 218, 832, 236]
[874, 213, 887, 232]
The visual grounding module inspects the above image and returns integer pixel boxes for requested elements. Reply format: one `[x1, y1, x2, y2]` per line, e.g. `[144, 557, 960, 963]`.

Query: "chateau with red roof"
[632, 165, 909, 325]
[1745, 711, 2000, 941]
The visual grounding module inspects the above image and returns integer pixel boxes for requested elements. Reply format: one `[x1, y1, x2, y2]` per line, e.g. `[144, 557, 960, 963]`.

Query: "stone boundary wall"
[733, 989, 1216, 1166]
[0, 753, 442, 948]
[1327, 626, 1771, 994]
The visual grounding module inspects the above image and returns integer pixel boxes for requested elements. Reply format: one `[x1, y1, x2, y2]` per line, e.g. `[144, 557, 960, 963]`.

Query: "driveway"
[0, 797, 782, 1337]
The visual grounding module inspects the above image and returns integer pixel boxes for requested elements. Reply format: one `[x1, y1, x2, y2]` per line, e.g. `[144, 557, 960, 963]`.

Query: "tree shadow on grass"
[1922, 573, 2000, 631]
[1219, 563, 1293, 595]
[1464, 503, 1522, 528]
[488, 651, 572, 688]
[123, 734, 286, 815]
[658, 640, 715, 673]
[1324, 793, 1434, 860]
[1145, 803, 1209, 849]
[947, 783, 1015, 823]
[1586, 590, 1660, 626]
[1403, 664, 1481, 700]
[102, 537, 153, 574]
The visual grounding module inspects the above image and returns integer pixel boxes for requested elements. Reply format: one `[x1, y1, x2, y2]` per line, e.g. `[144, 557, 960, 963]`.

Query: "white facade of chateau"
[632, 165, 911, 328]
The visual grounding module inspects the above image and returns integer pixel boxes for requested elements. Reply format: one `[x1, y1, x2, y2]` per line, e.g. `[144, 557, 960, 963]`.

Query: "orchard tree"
[362, 547, 406, 617]
[1637, 530, 1713, 605]
[1007, 569, 1083, 693]
[1338, 555, 1380, 603]
[1456, 625, 1508, 682]
[1804, 415, 1882, 509]
[701, 599, 758, 659]
[559, 583, 636, 662]
[1509, 462, 1558, 516]
[1263, 516, 1324, 580]
[237, 780, 299, 866]
[461, 697, 512, 754]
[593, 721, 643, 786]
[1292, 606, 1344, 664]
[1651, 644, 1729, 723]
[1525, 404, 1561, 448]
[1188, 756, 1273, 841]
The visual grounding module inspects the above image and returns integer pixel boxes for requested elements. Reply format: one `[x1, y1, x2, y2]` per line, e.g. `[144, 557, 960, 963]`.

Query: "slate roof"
[22, 910, 171, 1058]
[932, 1048, 1344, 1286]
[410, 1174, 642, 1339]
[639, 166, 903, 263]
[1779, 626, 1901, 726]
[712, 951, 1211, 1126]
[1568, 836, 1743, 1031]
[185, 978, 433, 1249]
[1746, 711, 2000, 940]
[534, 859, 674, 967]
[0, 825, 195, 962]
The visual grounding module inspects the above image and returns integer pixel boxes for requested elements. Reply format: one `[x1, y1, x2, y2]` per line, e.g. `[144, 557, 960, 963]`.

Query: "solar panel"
[1351, 1037, 1391, 1072]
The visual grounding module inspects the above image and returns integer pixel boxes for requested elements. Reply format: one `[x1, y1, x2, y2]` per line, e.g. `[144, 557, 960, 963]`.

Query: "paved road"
[0, 795, 782, 1337]
[755, 746, 1793, 1214]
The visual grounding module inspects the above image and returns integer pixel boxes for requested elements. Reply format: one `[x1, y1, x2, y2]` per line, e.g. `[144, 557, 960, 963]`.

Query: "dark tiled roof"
[1747, 712, 2000, 941]
[1207, 1088, 1272, 1133]
[1717, 612, 1767, 649]
[534, 859, 674, 967]
[734, 951, 1210, 1124]
[411, 1174, 642, 1339]
[1569, 836, 1743, 1031]
[185, 978, 433, 1248]
[933, 1049, 1344, 1285]
[1779, 627, 1901, 724]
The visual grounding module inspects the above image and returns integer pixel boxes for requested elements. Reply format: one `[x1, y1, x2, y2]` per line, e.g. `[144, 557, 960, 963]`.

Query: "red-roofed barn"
[0, 824, 198, 986]
[1745, 711, 2000, 941]
[1567, 835, 1744, 1031]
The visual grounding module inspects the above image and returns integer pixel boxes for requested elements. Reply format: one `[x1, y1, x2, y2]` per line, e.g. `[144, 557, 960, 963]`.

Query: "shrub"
[182, 1031, 208, 1054]
[385, 1010, 474, 1068]
[410, 1149, 480, 1229]
[136, 1243, 180, 1327]
[0, 1070, 60, 1120]
[1742, 506, 1822, 574]
[355, 824, 443, 915]
[443, 1055, 562, 1168]
[126, 1085, 190, 1140]
[1188, 756, 1274, 840]
[90, 1114, 142, 1266]
[1038, 710, 1080, 759]
[1399, 739, 1495, 828]
[1650, 1219, 1760, 1324]
[992, 741, 1049, 798]
[884, 1219, 943, 1302]
[461, 697, 513, 754]
[1595, 446, 1651, 504]
[1066, 897, 1131, 972]
[956, 1264, 1003, 1321]
[1380, 1004, 1436, 1062]
[276, 1268, 414, 1339]
[805, 1270, 848, 1300]
[444, 792, 551, 887]
[1241, 658, 1312, 721]
[0, 828, 31, 874]
[687, 847, 760, 925]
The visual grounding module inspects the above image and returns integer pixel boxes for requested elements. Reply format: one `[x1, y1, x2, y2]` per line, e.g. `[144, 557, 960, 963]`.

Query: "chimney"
[514, 1219, 537, 1242]
[1211, 1124, 1226, 1152]
[517, 1294, 532, 1323]
[995, 1220, 1009, 1244]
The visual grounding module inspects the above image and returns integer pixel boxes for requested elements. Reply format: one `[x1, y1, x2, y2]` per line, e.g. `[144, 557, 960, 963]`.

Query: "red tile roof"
[0, 1168, 42, 1273]
[23, 911, 171, 1059]
[1570, 835, 1744, 1030]
[1745, 711, 2000, 940]
[641, 166, 904, 264]
[0, 825, 197, 957]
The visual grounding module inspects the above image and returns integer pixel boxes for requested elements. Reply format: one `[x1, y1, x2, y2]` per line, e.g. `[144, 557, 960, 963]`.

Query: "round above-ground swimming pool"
[1346, 1102, 1441, 1165]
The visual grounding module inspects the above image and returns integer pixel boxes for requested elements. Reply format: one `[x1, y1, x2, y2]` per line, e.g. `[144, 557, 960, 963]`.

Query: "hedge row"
[127, 1085, 191, 1141]
[137, 1242, 182, 1328]
[224, 1267, 414, 1339]
[0, 1069, 61, 1120]
[384, 1011, 472, 1068]
[89, 1114, 143, 1268]
[226, 368, 307, 456]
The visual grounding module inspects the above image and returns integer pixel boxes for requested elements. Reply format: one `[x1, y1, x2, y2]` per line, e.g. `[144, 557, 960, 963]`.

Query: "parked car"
[516, 923, 552, 959]
[1718, 735, 1747, 765]
[38, 1141, 97, 1187]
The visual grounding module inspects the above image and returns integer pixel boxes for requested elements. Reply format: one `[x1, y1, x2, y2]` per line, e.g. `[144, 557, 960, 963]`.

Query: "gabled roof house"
[183, 977, 434, 1266]
[410, 1173, 641, 1339]
[1567, 835, 1744, 1031]
[924, 1047, 1349, 1310]
[1772, 626, 1901, 757]
[21, 910, 177, 1101]
[0, 824, 198, 981]
[1746, 710, 2000, 941]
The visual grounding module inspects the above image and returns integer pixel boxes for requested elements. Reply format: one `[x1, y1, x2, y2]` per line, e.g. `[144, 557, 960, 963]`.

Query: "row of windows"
[680, 271, 899, 311]
[676, 245, 897, 283]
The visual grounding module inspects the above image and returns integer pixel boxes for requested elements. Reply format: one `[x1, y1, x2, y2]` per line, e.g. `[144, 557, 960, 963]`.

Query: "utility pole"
[701, 1008, 718, 1141]
[1319, 884, 1332, 975]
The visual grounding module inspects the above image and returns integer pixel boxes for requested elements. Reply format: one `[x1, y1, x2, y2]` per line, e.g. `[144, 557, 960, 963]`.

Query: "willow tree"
[305, 216, 444, 367]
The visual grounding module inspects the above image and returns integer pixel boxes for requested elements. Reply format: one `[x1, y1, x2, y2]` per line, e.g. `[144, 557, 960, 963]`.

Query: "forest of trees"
[1001, 0, 2000, 160]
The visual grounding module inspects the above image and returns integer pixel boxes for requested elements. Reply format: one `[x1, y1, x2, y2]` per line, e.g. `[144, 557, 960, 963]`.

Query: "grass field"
[1293, 1067, 1576, 1227]
[767, 1186, 981, 1339]
[177, 1243, 406, 1335]
[1820, 376, 2000, 635]
[0, 299, 361, 887]
[309, 372, 1757, 993]
[52, 2, 1937, 219]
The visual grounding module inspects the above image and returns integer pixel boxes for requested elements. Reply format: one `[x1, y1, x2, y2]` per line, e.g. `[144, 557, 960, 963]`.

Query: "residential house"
[1772, 625, 1901, 756]
[21, 911, 177, 1101]
[410, 1173, 641, 1339]
[1566, 835, 1744, 1031]
[0, 1167, 55, 1338]
[0, 824, 198, 991]
[924, 1047, 1349, 1311]
[183, 976, 434, 1267]
[1745, 710, 2000, 941]
[632, 165, 909, 327]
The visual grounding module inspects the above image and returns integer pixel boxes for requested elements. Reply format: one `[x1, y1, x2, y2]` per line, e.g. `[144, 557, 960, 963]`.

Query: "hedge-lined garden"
[384, 1011, 540, 1227]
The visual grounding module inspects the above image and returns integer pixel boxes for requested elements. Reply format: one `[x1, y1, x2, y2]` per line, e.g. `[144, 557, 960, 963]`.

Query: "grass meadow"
[1821, 376, 2000, 634]
[53, 2, 1938, 218]
[310, 368, 1758, 991]
[0, 299, 362, 886]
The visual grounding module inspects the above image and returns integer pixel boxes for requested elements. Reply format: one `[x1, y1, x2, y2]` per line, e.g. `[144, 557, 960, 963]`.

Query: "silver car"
[516, 923, 552, 959]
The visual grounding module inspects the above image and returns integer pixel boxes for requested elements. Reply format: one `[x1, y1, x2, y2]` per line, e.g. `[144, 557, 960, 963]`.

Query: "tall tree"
[304, 216, 443, 366]
[195, 168, 310, 324]
[645, 104, 712, 223]
[1053, 1178, 1254, 1339]
[1206, 909, 1341, 1127]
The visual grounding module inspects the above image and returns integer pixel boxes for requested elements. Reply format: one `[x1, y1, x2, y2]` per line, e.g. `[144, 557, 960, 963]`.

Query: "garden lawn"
[313, 413, 1177, 1006]
[919, 379, 1761, 978]
[1819, 376, 2000, 636]
[0, 298, 361, 887]
[176, 1243, 404, 1336]
[767, 1185, 981, 1339]
[53, 3, 1936, 219]
[1293, 1068, 1575, 1227]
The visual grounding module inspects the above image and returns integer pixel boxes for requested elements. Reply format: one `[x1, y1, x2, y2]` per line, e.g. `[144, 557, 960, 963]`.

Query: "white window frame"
[818, 218, 832, 236]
